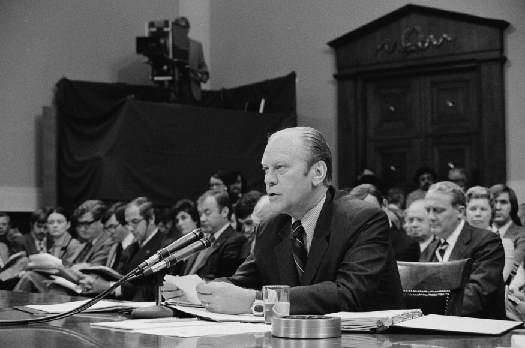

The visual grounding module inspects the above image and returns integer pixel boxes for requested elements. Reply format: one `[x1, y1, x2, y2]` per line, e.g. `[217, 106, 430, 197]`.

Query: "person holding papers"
[183, 127, 405, 315]
[420, 181, 506, 319]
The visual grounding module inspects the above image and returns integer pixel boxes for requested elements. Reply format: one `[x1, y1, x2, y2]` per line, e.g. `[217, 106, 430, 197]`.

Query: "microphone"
[137, 228, 204, 270]
[142, 238, 212, 276]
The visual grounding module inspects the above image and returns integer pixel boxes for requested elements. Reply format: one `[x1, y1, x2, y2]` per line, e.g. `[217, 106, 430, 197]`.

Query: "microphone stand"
[131, 270, 174, 318]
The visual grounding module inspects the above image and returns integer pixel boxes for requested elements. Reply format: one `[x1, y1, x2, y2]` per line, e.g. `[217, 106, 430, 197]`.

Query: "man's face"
[238, 216, 256, 235]
[125, 205, 148, 242]
[76, 212, 101, 241]
[32, 221, 48, 241]
[105, 214, 128, 243]
[418, 173, 434, 191]
[448, 170, 467, 191]
[493, 192, 512, 226]
[406, 202, 431, 243]
[425, 191, 464, 239]
[262, 131, 317, 218]
[0, 216, 10, 237]
[209, 177, 227, 192]
[229, 175, 243, 196]
[198, 196, 228, 234]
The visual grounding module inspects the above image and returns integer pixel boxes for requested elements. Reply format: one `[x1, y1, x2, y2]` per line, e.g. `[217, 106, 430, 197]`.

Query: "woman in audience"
[173, 199, 199, 235]
[466, 187, 514, 281]
[47, 207, 83, 267]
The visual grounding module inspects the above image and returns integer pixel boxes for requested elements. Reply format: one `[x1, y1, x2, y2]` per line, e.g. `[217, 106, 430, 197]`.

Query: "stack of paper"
[326, 309, 423, 332]
[166, 304, 265, 323]
[25, 300, 154, 314]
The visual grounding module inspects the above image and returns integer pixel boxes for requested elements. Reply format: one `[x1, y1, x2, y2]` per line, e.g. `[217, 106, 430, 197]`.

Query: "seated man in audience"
[406, 166, 436, 208]
[349, 184, 420, 262]
[101, 203, 133, 270]
[19, 208, 53, 256]
[235, 190, 264, 259]
[489, 184, 525, 267]
[0, 212, 24, 264]
[80, 197, 165, 301]
[420, 181, 505, 319]
[189, 127, 405, 315]
[405, 200, 434, 253]
[175, 190, 247, 280]
[448, 167, 469, 191]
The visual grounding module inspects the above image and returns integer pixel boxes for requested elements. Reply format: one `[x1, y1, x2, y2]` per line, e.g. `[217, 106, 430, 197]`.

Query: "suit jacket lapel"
[448, 223, 471, 261]
[302, 190, 333, 286]
[275, 219, 300, 286]
[421, 238, 439, 262]
[193, 226, 233, 274]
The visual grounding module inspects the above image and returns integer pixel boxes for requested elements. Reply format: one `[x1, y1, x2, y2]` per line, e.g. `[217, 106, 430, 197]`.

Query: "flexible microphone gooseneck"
[137, 228, 204, 270]
[141, 238, 212, 276]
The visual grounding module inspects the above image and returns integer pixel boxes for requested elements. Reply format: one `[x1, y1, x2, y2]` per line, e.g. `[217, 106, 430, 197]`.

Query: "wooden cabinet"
[329, 4, 508, 191]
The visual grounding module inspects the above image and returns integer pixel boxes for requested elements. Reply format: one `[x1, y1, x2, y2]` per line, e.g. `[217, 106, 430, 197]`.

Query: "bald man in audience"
[420, 181, 505, 319]
[405, 200, 434, 253]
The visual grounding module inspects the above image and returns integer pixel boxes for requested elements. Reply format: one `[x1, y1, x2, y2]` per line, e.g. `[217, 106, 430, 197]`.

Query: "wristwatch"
[251, 299, 264, 316]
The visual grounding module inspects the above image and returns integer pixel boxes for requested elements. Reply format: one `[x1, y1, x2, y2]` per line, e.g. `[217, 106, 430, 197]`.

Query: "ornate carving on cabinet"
[329, 4, 509, 192]
[377, 26, 453, 54]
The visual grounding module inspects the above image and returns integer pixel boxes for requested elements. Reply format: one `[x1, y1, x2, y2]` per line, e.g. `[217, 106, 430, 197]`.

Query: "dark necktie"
[435, 239, 449, 262]
[38, 241, 46, 253]
[291, 220, 308, 279]
[76, 241, 93, 263]
[112, 243, 123, 270]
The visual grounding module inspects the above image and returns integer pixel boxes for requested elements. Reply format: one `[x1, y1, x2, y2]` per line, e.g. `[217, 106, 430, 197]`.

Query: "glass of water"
[263, 285, 290, 324]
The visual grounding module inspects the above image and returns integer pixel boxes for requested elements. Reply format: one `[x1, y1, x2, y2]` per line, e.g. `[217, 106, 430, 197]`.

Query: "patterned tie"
[38, 241, 46, 253]
[291, 220, 308, 280]
[435, 239, 449, 262]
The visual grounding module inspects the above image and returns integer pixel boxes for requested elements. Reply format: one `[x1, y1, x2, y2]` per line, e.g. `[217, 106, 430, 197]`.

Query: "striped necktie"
[435, 239, 449, 262]
[291, 220, 308, 279]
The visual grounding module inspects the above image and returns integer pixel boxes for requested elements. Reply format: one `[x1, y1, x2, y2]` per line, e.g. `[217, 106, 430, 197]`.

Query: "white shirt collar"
[492, 220, 512, 238]
[140, 228, 158, 247]
[121, 233, 134, 250]
[441, 219, 465, 262]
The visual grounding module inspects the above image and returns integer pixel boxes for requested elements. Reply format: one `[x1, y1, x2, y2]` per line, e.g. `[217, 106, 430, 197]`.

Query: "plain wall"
[0, 0, 524, 210]
[210, 0, 525, 198]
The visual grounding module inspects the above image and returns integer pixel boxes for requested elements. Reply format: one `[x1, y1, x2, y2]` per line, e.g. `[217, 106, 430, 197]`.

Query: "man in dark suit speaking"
[196, 127, 405, 315]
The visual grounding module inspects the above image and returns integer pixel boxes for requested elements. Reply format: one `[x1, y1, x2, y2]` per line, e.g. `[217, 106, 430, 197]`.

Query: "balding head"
[405, 199, 431, 243]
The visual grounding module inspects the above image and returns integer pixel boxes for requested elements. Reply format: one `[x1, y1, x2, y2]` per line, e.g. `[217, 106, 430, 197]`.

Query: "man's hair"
[427, 181, 466, 208]
[235, 191, 264, 220]
[466, 186, 494, 209]
[490, 184, 521, 226]
[31, 208, 49, 225]
[102, 202, 127, 224]
[302, 127, 332, 186]
[211, 170, 236, 189]
[349, 184, 384, 205]
[128, 197, 155, 224]
[47, 207, 70, 221]
[74, 200, 108, 221]
[197, 190, 232, 219]
[413, 166, 437, 185]
[174, 199, 200, 224]
[0, 212, 10, 223]
[174, 16, 190, 29]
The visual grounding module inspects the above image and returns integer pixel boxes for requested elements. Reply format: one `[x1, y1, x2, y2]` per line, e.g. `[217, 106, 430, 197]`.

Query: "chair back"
[397, 259, 473, 316]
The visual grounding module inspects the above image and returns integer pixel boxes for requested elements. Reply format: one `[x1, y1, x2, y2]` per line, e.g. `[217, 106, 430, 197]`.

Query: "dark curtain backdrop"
[55, 74, 296, 212]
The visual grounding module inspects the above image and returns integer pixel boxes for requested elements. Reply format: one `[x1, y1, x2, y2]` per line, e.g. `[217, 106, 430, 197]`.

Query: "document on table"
[25, 300, 154, 313]
[164, 274, 204, 305]
[135, 322, 270, 337]
[167, 304, 265, 323]
[393, 314, 522, 335]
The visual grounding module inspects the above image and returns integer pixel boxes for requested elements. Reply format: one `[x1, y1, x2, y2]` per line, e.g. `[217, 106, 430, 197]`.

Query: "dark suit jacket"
[16, 234, 53, 256]
[70, 230, 113, 266]
[182, 225, 246, 281]
[390, 226, 420, 262]
[502, 222, 525, 264]
[118, 230, 165, 301]
[420, 222, 506, 319]
[226, 187, 405, 315]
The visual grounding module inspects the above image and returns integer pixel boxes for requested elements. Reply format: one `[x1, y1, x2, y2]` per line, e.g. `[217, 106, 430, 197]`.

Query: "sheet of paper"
[26, 300, 154, 313]
[394, 314, 522, 335]
[135, 322, 270, 337]
[170, 305, 265, 323]
[327, 309, 420, 320]
[91, 318, 205, 330]
[164, 274, 204, 304]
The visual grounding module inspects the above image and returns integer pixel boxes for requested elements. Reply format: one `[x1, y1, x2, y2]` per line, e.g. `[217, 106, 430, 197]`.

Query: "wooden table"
[0, 290, 523, 348]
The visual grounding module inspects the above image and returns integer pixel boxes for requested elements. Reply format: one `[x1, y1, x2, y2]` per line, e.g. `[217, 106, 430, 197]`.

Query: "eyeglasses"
[126, 218, 144, 227]
[77, 220, 96, 228]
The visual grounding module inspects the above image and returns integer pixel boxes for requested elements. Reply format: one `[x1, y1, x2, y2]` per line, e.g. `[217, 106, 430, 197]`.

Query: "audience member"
[387, 187, 407, 210]
[193, 127, 404, 315]
[18, 208, 53, 256]
[448, 167, 469, 191]
[0, 212, 24, 263]
[235, 190, 264, 259]
[490, 184, 525, 266]
[349, 184, 420, 262]
[173, 199, 200, 235]
[406, 166, 436, 208]
[209, 170, 233, 193]
[251, 195, 272, 225]
[101, 203, 133, 269]
[80, 197, 165, 301]
[420, 181, 505, 319]
[405, 200, 434, 253]
[229, 170, 247, 205]
[466, 186, 514, 281]
[519, 203, 525, 227]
